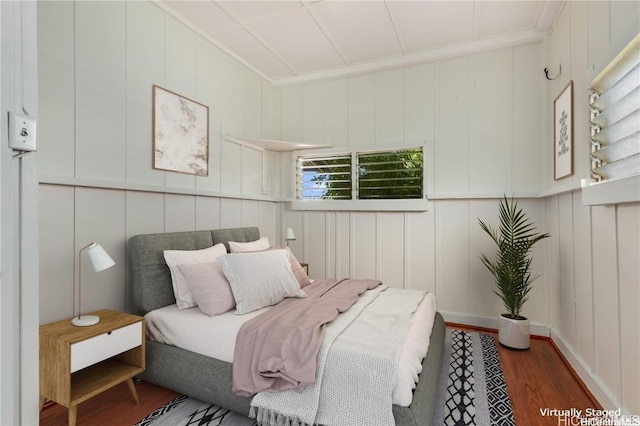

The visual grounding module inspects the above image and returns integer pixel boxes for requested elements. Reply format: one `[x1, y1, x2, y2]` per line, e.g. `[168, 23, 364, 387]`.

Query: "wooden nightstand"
[300, 262, 309, 275]
[39, 309, 145, 426]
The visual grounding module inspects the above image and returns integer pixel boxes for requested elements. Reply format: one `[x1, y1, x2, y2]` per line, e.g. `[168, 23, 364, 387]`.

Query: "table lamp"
[72, 242, 115, 326]
[285, 227, 296, 247]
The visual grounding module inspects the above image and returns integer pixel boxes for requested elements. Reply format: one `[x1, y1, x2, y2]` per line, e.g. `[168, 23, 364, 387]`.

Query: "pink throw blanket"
[232, 278, 381, 397]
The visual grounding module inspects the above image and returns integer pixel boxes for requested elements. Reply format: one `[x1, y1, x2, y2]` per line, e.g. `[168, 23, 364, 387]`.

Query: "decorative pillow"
[218, 249, 306, 314]
[254, 245, 312, 288]
[177, 262, 235, 316]
[163, 243, 227, 309]
[229, 237, 270, 253]
[285, 246, 311, 288]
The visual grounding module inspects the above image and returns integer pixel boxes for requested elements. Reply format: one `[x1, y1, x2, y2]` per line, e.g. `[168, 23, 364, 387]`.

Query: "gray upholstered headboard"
[129, 227, 260, 315]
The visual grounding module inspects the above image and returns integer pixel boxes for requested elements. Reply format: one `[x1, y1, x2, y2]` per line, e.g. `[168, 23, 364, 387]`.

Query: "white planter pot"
[498, 314, 530, 350]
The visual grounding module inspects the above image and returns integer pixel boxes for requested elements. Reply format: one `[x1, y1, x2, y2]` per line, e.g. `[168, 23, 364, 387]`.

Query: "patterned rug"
[134, 395, 255, 426]
[433, 330, 516, 425]
[134, 330, 514, 426]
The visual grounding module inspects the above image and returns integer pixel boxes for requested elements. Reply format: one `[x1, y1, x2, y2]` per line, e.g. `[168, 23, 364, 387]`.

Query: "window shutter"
[297, 154, 353, 200]
[589, 34, 640, 182]
[296, 146, 424, 201]
[357, 149, 423, 199]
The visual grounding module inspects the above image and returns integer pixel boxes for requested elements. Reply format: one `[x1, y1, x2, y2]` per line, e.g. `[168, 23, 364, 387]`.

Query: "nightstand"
[39, 309, 145, 426]
[300, 262, 309, 275]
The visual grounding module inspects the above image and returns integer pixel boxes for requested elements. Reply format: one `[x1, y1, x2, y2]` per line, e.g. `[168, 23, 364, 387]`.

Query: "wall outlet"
[9, 112, 37, 151]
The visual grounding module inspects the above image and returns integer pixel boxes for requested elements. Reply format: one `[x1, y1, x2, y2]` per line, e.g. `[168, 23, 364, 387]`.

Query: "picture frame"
[553, 81, 573, 180]
[152, 85, 209, 176]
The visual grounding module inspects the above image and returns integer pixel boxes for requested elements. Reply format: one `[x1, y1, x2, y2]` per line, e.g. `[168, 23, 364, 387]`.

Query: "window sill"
[582, 174, 640, 206]
[291, 199, 430, 212]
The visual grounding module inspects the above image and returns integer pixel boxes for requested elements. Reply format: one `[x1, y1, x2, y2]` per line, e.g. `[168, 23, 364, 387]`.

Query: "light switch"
[9, 111, 37, 151]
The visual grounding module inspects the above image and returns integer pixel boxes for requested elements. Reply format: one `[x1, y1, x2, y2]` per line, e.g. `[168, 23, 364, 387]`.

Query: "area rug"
[433, 330, 516, 425]
[134, 330, 514, 426]
[134, 395, 256, 426]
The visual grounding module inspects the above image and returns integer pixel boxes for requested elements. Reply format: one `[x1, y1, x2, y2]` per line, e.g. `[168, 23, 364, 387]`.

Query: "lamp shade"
[86, 243, 116, 272]
[285, 227, 296, 241]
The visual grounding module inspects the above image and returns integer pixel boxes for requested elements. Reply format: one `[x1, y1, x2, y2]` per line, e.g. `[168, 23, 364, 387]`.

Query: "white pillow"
[218, 249, 306, 314]
[263, 246, 311, 288]
[228, 237, 270, 253]
[177, 262, 235, 316]
[164, 243, 227, 309]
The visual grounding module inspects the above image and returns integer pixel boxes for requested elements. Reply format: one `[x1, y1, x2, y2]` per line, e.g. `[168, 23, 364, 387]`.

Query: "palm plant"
[478, 196, 550, 319]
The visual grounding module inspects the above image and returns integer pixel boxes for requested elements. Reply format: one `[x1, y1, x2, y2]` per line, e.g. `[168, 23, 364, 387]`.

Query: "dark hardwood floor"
[39, 326, 600, 426]
[39, 380, 179, 426]
[453, 325, 600, 425]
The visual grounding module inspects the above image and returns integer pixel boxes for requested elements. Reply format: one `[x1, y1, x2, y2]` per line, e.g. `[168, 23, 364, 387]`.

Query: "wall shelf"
[224, 135, 331, 152]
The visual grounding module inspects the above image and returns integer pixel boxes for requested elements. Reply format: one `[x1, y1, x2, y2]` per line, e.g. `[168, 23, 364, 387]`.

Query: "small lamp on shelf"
[285, 227, 296, 247]
[72, 242, 115, 327]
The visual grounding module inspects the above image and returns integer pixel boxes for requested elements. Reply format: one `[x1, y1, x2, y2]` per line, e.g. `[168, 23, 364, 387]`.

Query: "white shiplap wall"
[547, 191, 640, 415]
[37, 0, 280, 324]
[283, 200, 549, 328]
[280, 45, 542, 199]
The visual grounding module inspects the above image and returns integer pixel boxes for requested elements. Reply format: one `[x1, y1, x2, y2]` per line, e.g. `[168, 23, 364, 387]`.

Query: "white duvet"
[145, 289, 437, 407]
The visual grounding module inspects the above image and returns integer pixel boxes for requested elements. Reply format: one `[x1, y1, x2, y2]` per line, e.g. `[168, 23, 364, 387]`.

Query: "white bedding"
[145, 289, 437, 407]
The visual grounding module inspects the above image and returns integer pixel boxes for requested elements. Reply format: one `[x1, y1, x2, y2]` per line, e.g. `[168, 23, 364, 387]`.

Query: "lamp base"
[71, 315, 100, 327]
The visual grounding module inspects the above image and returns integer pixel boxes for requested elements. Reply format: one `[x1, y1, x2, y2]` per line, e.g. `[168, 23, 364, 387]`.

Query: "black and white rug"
[433, 330, 515, 425]
[134, 330, 514, 426]
[134, 395, 255, 426]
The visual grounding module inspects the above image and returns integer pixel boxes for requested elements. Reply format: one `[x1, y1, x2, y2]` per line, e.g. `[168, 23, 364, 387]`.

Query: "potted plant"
[478, 195, 549, 350]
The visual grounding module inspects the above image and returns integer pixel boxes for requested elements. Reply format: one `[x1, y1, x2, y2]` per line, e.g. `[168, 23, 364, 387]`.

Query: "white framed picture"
[152, 85, 209, 176]
[553, 81, 573, 180]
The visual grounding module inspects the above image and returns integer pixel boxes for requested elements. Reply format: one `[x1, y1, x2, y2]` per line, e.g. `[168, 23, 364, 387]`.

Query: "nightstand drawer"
[70, 321, 142, 373]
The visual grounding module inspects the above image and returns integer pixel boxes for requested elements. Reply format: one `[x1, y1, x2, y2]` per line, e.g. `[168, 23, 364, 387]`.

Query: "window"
[297, 154, 353, 200]
[357, 150, 423, 199]
[296, 146, 424, 202]
[589, 34, 639, 183]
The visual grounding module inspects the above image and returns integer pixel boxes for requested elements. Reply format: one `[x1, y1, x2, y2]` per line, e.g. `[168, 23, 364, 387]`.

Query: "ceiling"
[161, 0, 565, 86]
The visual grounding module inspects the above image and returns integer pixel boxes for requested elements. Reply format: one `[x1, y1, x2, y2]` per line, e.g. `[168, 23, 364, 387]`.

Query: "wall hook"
[544, 64, 561, 80]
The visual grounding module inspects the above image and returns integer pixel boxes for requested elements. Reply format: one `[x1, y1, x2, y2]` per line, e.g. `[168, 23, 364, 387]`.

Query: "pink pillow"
[177, 262, 235, 316]
[163, 243, 227, 309]
[285, 247, 311, 288]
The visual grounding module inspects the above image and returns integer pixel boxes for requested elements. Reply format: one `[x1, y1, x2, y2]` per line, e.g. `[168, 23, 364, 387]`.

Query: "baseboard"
[547, 333, 602, 410]
[549, 329, 623, 413]
[439, 311, 550, 337]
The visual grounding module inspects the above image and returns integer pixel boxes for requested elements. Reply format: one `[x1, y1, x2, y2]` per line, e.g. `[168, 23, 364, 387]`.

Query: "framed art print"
[553, 81, 573, 180]
[152, 85, 209, 176]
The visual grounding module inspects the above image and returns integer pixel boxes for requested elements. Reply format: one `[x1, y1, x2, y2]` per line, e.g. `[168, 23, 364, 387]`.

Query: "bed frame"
[129, 227, 445, 426]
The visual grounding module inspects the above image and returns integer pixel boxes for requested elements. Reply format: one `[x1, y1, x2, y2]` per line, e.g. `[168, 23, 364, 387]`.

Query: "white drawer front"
[71, 321, 141, 373]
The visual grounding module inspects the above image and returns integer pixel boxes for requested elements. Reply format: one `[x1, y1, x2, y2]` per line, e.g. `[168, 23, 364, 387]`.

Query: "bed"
[130, 227, 445, 426]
